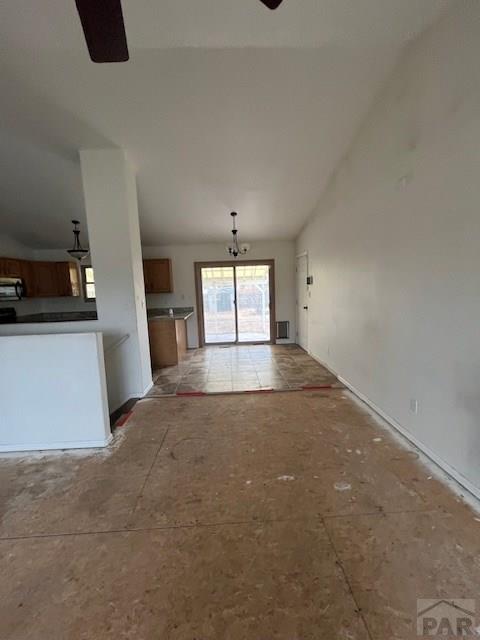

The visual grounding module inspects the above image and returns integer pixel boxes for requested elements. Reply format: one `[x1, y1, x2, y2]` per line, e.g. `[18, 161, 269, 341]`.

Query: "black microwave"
[0, 277, 25, 300]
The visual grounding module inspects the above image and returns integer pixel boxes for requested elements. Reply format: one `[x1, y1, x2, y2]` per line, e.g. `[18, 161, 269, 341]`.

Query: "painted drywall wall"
[0, 233, 33, 260]
[0, 332, 110, 451]
[297, 4, 480, 493]
[80, 149, 152, 406]
[143, 240, 296, 347]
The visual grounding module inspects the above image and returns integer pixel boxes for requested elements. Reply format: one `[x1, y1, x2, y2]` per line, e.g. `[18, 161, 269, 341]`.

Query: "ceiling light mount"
[226, 212, 249, 258]
[67, 220, 89, 261]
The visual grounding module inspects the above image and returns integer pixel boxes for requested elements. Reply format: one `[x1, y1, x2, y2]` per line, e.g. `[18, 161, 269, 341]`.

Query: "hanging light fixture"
[226, 211, 250, 258]
[67, 219, 89, 261]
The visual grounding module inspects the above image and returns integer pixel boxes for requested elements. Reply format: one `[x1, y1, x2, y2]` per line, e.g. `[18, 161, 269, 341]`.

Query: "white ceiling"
[0, 0, 451, 248]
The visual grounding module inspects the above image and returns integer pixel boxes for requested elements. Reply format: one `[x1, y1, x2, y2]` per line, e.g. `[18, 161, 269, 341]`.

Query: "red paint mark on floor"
[114, 410, 133, 427]
[301, 384, 334, 390]
[176, 391, 206, 397]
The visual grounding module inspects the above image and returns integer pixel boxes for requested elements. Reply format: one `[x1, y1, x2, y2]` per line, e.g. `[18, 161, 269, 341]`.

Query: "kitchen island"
[147, 307, 194, 368]
[0, 332, 110, 452]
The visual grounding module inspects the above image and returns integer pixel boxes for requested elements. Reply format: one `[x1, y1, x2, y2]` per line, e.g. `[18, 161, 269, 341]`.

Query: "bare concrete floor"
[1, 390, 479, 639]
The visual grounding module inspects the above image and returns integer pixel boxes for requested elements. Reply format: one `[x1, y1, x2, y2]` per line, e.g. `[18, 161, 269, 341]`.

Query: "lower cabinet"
[148, 319, 187, 368]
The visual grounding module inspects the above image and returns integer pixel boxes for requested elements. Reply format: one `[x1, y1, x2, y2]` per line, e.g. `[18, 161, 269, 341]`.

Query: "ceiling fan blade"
[259, 0, 284, 9]
[75, 0, 129, 63]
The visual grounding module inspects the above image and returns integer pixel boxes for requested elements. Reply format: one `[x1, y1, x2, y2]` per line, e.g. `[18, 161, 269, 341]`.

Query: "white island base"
[0, 332, 111, 452]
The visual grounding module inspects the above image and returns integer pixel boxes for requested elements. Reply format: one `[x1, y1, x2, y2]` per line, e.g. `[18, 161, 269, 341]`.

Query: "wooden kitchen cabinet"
[18, 260, 35, 297]
[148, 318, 187, 367]
[143, 259, 173, 293]
[33, 261, 80, 298]
[31, 261, 59, 297]
[55, 262, 80, 297]
[0, 258, 22, 278]
[0, 256, 80, 298]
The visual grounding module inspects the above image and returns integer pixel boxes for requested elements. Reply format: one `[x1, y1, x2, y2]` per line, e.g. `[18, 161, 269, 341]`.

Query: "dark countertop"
[147, 307, 194, 321]
[13, 311, 98, 324]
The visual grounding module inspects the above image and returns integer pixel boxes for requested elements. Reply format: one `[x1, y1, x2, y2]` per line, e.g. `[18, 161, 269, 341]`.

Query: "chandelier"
[226, 211, 250, 258]
[67, 220, 89, 261]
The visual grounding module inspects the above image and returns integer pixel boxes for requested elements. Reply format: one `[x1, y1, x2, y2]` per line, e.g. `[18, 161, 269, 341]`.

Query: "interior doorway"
[195, 260, 275, 346]
[296, 253, 309, 350]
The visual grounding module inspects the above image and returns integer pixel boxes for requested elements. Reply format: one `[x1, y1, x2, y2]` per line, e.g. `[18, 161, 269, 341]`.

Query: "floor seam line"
[0, 517, 316, 542]
[322, 516, 375, 640]
[322, 507, 438, 520]
[126, 425, 170, 525]
[0, 508, 446, 542]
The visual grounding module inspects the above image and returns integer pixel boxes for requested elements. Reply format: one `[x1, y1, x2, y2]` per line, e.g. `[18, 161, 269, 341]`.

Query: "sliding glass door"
[198, 261, 273, 345]
[235, 264, 270, 343]
[201, 266, 236, 343]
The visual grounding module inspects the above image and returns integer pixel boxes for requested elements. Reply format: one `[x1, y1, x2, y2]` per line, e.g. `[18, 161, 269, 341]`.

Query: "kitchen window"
[82, 266, 96, 301]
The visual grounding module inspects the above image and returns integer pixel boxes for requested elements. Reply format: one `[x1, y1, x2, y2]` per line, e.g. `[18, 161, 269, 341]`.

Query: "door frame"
[296, 252, 309, 351]
[194, 259, 276, 347]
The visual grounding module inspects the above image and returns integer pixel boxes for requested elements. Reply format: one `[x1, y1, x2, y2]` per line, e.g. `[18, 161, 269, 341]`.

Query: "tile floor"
[1, 390, 479, 638]
[149, 343, 340, 395]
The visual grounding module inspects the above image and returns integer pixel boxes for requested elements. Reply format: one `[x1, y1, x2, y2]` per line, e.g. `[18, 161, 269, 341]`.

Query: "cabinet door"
[0, 258, 21, 277]
[32, 262, 60, 297]
[143, 259, 173, 293]
[18, 261, 35, 297]
[55, 262, 80, 297]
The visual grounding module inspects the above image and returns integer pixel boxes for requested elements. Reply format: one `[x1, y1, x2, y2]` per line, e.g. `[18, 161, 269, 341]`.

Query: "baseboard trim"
[142, 380, 154, 396]
[339, 374, 480, 503]
[0, 434, 112, 454]
[109, 380, 153, 419]
[307, 351, 480, 504]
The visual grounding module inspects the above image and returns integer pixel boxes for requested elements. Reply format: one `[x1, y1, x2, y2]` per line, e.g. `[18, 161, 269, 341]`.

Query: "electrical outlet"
[410, 398, 419, 414]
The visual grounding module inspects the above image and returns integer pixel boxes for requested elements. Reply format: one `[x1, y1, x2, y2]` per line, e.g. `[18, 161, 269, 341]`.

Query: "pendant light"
[67, 220, 89, 261]
[226, 212, 250, 258]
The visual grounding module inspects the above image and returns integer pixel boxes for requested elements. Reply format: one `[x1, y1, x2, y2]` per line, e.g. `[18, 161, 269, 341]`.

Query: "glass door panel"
[235, 264, 270, 343]
[201, 266, 236, 343]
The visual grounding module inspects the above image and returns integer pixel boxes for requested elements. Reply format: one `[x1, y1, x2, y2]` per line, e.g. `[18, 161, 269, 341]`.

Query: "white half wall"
[0, 332, 110, 452]
[143, 240, 296, 347]
[297, 4, 480, 494]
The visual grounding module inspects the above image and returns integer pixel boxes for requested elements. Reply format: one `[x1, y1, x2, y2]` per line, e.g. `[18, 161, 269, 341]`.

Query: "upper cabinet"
[55, 262, 80, 297]
[0, 258, 22, 278]
[143, 259, 173, 293]
[31, 261, 60, 297]
[0, 256, 80, 298]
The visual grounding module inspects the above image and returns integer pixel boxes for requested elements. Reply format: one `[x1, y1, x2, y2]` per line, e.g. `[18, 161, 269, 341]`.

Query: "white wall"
[80, 149, 152, 408]
[143, 241, 296, 347]
[0, 332, 110, 451]
[297, 4, 480, 495]
[0, 233, 33, 260]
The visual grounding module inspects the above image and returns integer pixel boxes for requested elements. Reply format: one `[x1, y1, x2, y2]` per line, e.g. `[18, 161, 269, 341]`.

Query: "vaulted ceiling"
[0, 0, 451, 248]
